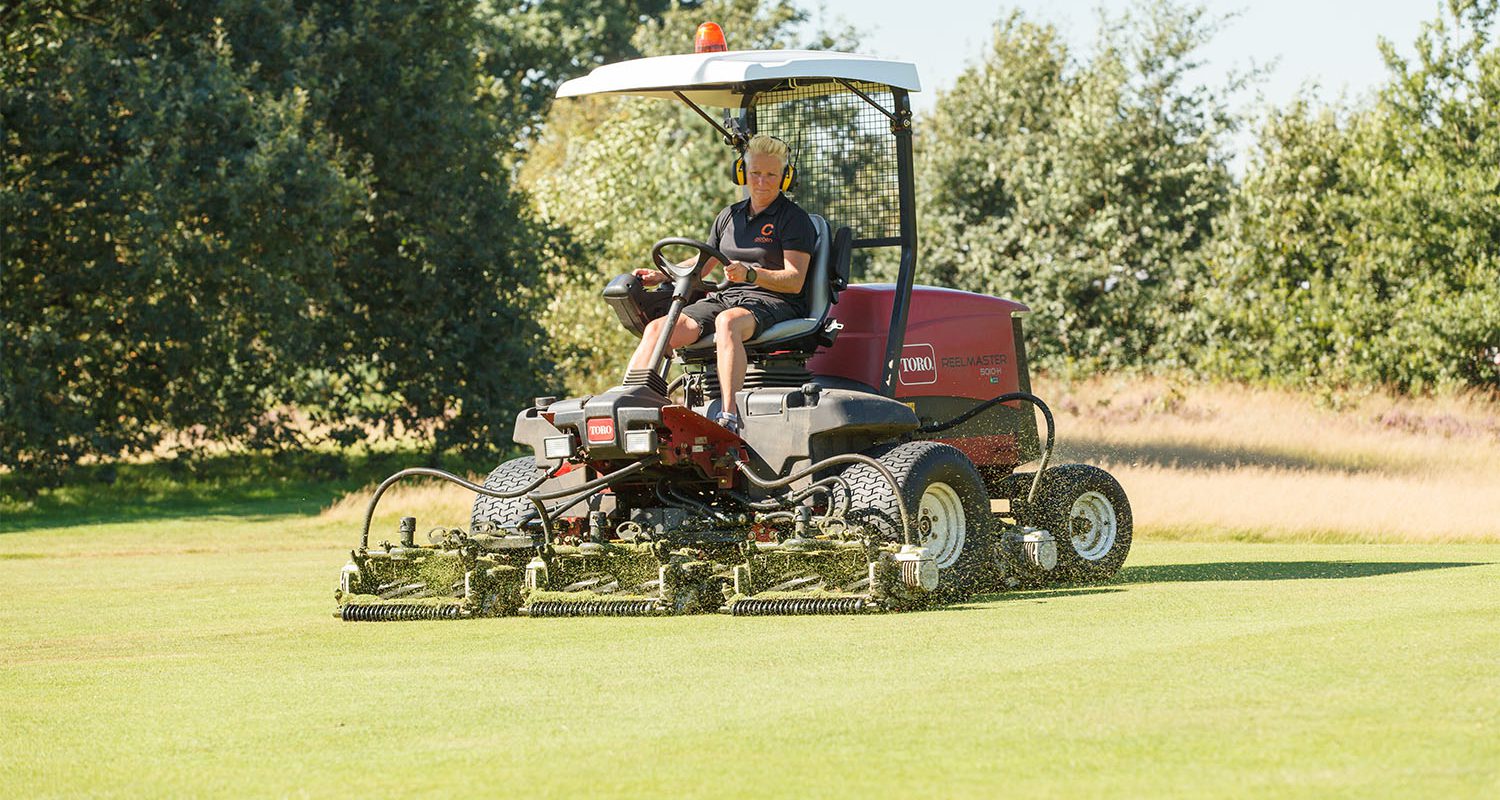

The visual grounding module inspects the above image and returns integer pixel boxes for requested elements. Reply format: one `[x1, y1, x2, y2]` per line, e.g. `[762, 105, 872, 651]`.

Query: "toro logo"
[898, 343, 937, 386]
[585, 418, 616, 444]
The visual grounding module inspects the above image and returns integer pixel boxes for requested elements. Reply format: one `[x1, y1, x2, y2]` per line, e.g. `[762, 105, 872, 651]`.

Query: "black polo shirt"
[707, 193, 817, 314]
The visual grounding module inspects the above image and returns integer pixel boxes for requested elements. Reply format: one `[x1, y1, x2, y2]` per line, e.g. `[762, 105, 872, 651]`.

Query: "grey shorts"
[680, 291, 804, 340]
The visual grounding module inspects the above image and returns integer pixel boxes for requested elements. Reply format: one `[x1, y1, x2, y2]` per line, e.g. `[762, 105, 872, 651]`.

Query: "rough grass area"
[2, 508, 1497, 798]
[1038, 376, 1500, 542]
[7, 376, 1496, 544]
[312, 376, 1500, 544]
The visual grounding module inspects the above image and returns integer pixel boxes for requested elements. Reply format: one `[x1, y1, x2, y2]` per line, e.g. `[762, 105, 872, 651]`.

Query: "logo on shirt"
[755, 222, 775, 243]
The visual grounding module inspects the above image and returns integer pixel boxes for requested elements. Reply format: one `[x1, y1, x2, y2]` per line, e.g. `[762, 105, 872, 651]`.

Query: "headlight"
[543, 434, 576, 460]
[623, 429, 659, 455]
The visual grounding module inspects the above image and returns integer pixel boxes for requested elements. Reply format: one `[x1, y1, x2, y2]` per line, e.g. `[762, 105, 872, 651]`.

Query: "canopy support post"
[674, 92, 741, 146]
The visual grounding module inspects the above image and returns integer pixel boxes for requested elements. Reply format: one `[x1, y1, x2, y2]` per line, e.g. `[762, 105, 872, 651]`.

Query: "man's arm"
[725, 250, 809, 293]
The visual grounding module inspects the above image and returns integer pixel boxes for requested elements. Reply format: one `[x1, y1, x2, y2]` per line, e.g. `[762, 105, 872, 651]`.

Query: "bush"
[1198, 0, 1500, 391]
[917, 1, 1238, 372]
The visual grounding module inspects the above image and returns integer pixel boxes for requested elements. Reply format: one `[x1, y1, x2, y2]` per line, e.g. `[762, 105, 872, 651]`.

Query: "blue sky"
[809, 0, 1440, 115]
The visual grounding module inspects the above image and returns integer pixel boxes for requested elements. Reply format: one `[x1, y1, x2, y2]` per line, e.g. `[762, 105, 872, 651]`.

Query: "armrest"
[602, 274, 677, 337]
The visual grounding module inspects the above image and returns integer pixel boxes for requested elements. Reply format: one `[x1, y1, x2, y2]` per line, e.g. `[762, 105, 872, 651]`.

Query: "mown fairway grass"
[3, 495, 1497, 798]
[5, 381, 1497, 797]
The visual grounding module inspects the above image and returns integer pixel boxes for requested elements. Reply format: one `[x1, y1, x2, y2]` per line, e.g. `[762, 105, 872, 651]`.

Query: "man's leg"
[712, 307, 757, 415]
[628, 315, 703, 373]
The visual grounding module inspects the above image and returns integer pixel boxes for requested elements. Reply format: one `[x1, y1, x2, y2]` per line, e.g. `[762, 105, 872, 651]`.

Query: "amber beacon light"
[694, 22, 727, 53]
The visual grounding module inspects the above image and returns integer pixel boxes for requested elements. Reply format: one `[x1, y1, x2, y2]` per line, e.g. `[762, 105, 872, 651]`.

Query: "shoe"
[715, 411, 743, 435]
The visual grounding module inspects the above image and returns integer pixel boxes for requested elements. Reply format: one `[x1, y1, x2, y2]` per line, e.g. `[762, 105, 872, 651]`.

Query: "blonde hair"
[745, 134, 790, 167]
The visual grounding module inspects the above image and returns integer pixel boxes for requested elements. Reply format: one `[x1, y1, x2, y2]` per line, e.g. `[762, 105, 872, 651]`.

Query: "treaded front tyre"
[1022, 464, 1132, 583]
[470, 456, 541, 531]
[840, 441, 996, 601]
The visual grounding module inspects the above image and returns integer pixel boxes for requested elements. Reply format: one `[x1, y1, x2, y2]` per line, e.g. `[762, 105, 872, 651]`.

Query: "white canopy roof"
[555, 49, 921, 107]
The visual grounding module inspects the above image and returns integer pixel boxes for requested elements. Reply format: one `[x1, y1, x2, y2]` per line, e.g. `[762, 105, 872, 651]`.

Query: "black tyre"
[840, 441, 996, 600]
[1020, 464, 1132, 582]
[471, 456, 542, 531]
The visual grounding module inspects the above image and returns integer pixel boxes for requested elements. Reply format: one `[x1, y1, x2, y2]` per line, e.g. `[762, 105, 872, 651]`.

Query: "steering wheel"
[650, 238, 733, 293]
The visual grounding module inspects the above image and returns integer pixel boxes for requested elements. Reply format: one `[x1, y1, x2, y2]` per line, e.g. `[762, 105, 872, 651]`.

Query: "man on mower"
[626, 134, 815, 434]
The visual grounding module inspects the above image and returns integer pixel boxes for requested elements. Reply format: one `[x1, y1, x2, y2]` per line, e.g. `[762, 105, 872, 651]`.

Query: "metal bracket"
[674, 91, 742, 147]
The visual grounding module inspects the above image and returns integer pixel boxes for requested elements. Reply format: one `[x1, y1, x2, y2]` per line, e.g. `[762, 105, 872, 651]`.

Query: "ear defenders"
[732, 136, 795, 192]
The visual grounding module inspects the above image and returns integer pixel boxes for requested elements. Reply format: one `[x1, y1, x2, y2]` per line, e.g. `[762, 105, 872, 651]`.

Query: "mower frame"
[333, 44, 1133, 620]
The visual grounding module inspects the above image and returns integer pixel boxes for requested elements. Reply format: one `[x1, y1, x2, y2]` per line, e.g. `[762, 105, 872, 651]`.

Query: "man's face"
[744, 151, 785, 205]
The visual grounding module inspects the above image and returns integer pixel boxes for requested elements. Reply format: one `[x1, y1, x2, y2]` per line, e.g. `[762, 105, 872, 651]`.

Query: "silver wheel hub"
[918, 482, 967, 569]
[1068, 490, 1118, 561]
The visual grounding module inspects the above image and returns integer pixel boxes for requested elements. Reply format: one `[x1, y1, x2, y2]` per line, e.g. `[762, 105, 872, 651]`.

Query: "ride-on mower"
[334, 25, 1132, 620]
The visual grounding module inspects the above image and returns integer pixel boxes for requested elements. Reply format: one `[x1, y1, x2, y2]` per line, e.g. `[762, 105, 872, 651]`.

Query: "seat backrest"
[829, 225, 852, 301]
[803, 214, 833, 320]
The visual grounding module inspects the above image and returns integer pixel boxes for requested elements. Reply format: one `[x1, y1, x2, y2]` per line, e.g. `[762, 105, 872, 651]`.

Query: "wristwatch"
[743, 264, 758, 285]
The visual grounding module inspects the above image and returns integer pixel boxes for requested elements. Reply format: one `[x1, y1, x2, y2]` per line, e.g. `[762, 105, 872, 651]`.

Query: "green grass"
[2, 493, 1497, 799]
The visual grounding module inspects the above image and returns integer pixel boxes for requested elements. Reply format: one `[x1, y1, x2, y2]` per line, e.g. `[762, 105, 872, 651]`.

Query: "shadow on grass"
[1119, 560, 1486, 584]
[970, 587, 1125, 604]
[0, 448, 509, 534]
[963, 561, 1490, 605]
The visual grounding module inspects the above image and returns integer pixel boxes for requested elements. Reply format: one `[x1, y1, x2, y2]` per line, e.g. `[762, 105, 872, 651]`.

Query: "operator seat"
[678, 213, 846, 358]
[601, 214, 852, 359]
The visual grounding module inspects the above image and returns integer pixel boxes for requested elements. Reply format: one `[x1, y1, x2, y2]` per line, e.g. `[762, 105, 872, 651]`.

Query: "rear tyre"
[840, 441, 996, 600]
[1021, 464, 1131, 583]
[471, 456, 541, 532]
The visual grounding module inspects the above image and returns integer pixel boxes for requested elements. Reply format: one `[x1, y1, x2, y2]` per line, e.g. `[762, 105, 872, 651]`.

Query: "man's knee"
[714, 308, 754, 340]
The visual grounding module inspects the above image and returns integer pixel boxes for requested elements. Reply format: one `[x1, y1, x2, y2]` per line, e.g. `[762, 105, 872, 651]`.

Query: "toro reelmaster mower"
[334, 28, 1132, 621]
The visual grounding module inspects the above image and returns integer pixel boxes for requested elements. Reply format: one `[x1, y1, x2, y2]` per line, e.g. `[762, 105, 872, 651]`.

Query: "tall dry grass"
[322, 479, 477, 540]
[1036, 375, 1500, 542]
[322, 377, 1500, 543]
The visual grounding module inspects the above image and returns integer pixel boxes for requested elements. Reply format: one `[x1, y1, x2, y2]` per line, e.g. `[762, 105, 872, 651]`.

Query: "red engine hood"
[808, 284, 1031, 402]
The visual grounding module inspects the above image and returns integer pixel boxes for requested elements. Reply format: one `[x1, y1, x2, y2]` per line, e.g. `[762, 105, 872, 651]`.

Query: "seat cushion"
[686, 315, 821, 351]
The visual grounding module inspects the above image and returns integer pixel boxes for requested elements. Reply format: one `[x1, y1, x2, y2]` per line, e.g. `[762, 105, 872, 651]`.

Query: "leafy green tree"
[1199, 0, 1500, 391]
[917, 0, 1238, 372]
[1, 0, 671, 482]
[2, 1, 368, 479]
[472, 0, 698, 159]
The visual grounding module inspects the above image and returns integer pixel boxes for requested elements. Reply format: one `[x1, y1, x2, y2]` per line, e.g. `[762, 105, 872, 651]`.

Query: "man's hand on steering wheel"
[649, 238, 733, 293]
[632, 268, 668, 287]
[723, 260, 757, 284]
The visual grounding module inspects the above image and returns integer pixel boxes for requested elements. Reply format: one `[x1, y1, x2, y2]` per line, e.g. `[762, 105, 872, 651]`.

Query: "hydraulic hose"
[809, 475, 851, 516]
[724, 475, 843, 513]
[735, 454, 912, 545]
[916, 391, 1055, 505]
[523, 458, 660, 542]
[358, 458, 658, 549]
[526, 458, 658, 501]
[359, 463, 561, 549]
[541, 489, 594, 522]
[656, 482, 731, 523]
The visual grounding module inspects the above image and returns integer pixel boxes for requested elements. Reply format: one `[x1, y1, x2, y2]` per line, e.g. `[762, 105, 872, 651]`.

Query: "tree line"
[3, 0, 1496, 484]
[920, 0, 1499, 393]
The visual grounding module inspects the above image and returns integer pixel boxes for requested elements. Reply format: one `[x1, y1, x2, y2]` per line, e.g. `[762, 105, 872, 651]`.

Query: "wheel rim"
[918, 481, 967, 569]
[1068, 490, 1118, 561]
